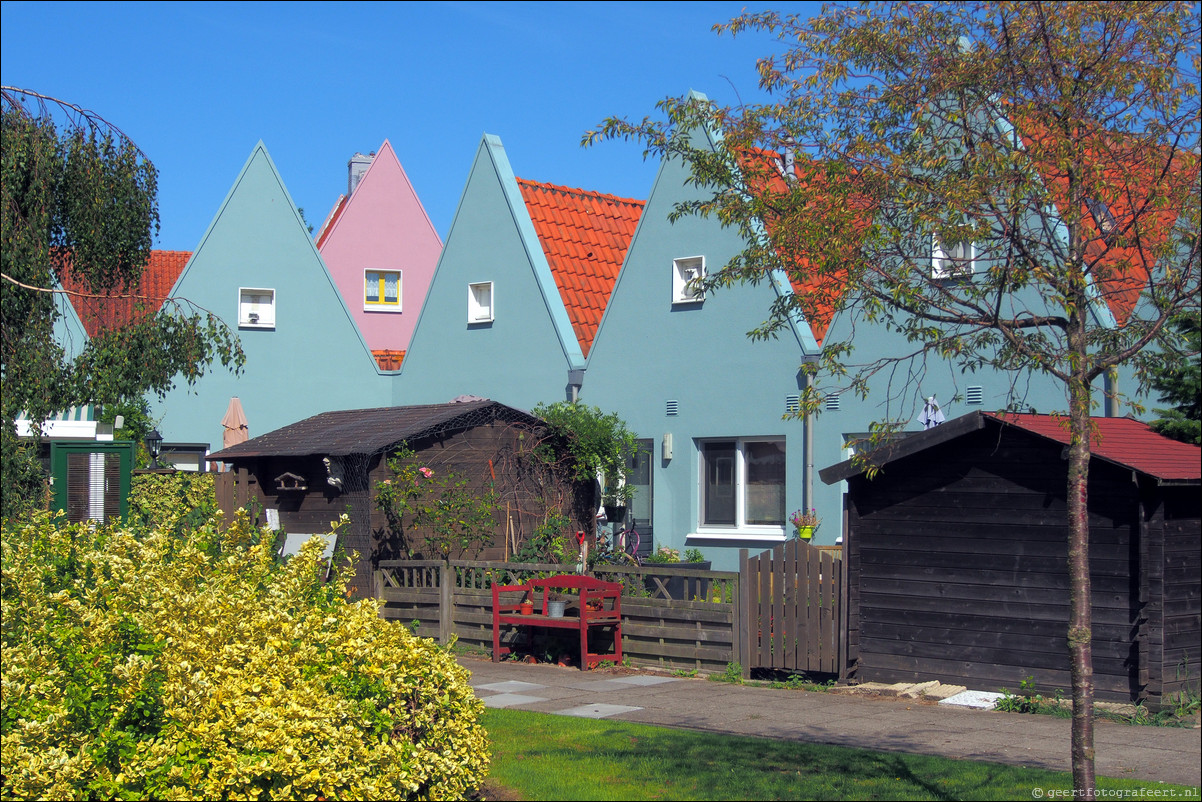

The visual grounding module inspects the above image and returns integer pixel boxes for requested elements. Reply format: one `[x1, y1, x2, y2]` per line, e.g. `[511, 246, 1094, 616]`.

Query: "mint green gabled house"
[583, 106, 823, 571]
[583, 92, 1123, 570]
[395, 134, 642, 411]
[150, 142, 392, 454]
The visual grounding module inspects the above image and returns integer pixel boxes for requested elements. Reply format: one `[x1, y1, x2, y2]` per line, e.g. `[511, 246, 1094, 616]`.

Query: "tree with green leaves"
[1, 88, 244, 518]
[586, 3, 1199, 793]
[1149, 310, 1201, 444]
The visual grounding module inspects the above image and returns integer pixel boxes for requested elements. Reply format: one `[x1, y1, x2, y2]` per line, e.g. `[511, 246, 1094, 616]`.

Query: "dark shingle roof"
[209, 400, 538, 461]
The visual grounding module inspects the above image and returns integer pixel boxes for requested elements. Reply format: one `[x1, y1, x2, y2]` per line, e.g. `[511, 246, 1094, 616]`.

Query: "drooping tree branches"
[1, 87, 244, 517]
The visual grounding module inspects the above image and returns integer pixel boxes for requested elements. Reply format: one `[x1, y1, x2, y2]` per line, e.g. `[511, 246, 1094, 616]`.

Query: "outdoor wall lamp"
[145, 429, 163, 470]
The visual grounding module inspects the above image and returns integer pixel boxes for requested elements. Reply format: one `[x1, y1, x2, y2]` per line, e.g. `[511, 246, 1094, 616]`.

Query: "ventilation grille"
[825, 394, 841, 412]
[785, 394, 800, 414]
[966, 386, 984, 405]
[666, 400, 679, 416]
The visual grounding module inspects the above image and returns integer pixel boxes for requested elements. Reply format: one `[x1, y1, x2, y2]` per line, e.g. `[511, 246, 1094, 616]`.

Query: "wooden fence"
[740, 538, 843, 675]
[375, 560, 742, 674]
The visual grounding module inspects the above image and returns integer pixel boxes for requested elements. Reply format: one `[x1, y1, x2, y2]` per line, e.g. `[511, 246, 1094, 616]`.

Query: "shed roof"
[209, 399, 540, 460]
[517, 178, 644, 356]
[820, 411, 1200, 485]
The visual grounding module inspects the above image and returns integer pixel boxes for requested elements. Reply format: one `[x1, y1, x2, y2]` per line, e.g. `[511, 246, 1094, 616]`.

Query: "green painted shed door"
[51, 442, 134, 523]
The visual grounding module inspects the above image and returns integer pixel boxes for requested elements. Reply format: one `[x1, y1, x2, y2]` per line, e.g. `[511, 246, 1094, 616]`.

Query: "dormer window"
[673, 256, 705, 304]
[468, 281, 494, 323]
[239, 288, 276, 328]
[365, 269, 401, 311]
[931, 235, 975, 279]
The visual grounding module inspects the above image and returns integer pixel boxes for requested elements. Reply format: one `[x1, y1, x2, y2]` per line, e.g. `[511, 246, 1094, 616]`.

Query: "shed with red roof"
[820, 411, 1200, 709]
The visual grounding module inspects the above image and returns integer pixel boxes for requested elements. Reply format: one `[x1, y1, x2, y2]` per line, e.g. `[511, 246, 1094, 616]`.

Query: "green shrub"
[127, 472, 217, 533]
[1, 511, 488, 800]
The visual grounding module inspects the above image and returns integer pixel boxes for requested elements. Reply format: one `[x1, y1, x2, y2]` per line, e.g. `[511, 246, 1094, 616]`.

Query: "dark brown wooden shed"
[820, 411, 1200, 709]
[209, 399, 592, 598]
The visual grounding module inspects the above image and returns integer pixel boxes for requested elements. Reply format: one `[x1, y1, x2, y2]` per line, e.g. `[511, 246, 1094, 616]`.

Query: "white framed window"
[467, 281, 494, 323]
[238, 288, 276, 328]
[672, 256, 705, 304]
[364, 269, 402, 311]
[931, 235, 975, 279]
[696, 438, 786, 536]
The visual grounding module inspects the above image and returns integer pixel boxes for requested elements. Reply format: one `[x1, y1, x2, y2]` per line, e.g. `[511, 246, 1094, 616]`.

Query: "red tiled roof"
[738, 150, 866, 346]
[1013, 116, 1194, 324]
[986, 412, 1201, 481]
[60, 250, 191, 337]
[314, 194, 348, 249]
[517, 178, 644, 356]
[372, 349, 405, 370]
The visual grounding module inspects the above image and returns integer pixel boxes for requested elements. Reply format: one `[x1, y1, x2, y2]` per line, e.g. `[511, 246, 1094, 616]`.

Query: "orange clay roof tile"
[371, 350, 405, 370]
[60, 250, 192, 337]
[517, 178, 644, 356]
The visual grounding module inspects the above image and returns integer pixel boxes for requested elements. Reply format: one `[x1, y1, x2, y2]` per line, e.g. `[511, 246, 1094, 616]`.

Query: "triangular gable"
[153, 141, 389, 447]
[315, 140, 443, 355]
[517, 178, 643, 356]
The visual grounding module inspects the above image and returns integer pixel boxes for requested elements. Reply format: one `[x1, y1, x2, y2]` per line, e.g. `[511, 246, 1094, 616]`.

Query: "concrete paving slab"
[476, 680, 545, 694]
[481, 693, 547, 708]
[939, 689, 1005, 709]
[608, 675, 681, 687]
[556, 702, 644, 719]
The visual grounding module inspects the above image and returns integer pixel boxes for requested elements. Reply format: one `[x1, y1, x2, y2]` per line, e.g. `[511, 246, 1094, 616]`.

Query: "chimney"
[348, 151, 375, 195]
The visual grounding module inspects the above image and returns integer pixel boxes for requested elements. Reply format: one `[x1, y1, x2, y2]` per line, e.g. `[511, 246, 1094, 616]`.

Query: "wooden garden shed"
[820, 411, 1200, 709]
[209, 399, 592, 598]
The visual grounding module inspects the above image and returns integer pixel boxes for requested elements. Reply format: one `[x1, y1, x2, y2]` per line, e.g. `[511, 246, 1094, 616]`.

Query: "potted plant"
[519, 593, 535, 616]
[790, 508, 821, 540]
[644, 547, 712, 600]
[602, 482, 635, 525]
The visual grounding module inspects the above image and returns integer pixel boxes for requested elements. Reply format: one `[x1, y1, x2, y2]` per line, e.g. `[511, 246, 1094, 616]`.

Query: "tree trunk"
[1066, 307, 1096, 795]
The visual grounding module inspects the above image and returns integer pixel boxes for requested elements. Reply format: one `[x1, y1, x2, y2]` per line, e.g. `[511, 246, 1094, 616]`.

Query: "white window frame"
[931, 234, 975, 279]
[238, 287, 276, 329]
[467, 281, 494, 323]
[364, 269, 402, 312]
[672, 256, 705, 304]
[691, 437, 787, 541]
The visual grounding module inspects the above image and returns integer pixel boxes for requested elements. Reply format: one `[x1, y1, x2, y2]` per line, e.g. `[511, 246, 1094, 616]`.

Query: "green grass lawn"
[481, 708, 1201, 801]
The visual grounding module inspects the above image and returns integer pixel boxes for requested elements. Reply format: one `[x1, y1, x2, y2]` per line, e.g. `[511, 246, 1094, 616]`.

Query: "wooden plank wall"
[1157, 485, 1202, 708]
[376, 560, 741, 674]
[848, 429, 1146, 704]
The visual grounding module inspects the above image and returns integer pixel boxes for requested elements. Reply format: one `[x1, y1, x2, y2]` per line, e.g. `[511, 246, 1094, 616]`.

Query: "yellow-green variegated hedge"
[0, 512, 488, 801]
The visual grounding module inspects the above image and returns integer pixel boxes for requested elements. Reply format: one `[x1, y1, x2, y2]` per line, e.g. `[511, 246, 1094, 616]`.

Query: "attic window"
[365, 269, 402, 311]
[1086, 198, 1119, 240]
[468, 281, 494, 323]
[239, 288, 276, 328]
[274, 472, 308, 492]
[931, 235, 974, 280]
[672, 256, 705, 304]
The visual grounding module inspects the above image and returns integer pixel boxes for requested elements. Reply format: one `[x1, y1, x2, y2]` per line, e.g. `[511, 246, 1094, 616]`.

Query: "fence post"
[439, 561, 453, 644]
[738, 548, 751, 679]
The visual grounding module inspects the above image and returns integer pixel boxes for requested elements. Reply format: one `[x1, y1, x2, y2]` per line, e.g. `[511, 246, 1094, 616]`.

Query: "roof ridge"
[516, 176, 645, 208]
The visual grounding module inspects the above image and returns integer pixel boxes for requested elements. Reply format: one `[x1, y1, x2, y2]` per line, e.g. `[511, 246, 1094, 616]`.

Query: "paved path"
[461, 657, 1201, 789]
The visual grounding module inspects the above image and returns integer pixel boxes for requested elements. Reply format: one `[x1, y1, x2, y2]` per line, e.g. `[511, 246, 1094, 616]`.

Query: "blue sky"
[2, 1, 819, 249]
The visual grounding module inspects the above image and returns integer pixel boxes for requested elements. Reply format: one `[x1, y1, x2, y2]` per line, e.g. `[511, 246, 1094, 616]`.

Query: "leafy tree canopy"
[1149, 310, 1201, 444]
[1, 88, 244, 516]
[585, 3, 1199, 793]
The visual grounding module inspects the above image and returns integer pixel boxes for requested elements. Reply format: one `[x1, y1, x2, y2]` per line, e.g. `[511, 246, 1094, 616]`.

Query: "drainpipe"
[567, 369, 585, 403]
[799, 354, 820, 514]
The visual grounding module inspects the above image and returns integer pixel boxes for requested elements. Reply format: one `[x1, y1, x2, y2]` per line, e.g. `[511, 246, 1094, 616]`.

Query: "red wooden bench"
[491, 575, 623, 670]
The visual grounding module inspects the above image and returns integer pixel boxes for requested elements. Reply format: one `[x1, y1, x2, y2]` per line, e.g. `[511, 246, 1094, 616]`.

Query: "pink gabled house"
[315, 140, 442, 370]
